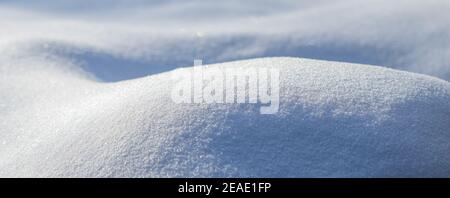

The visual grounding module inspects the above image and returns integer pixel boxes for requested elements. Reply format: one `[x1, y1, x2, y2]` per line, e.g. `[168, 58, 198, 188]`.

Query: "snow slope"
[1, 0, 450, 178]
[1, 57, 449, 177]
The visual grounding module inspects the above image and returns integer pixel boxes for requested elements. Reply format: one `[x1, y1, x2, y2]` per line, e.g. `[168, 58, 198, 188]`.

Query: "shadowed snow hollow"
[0, 57, 449, 177]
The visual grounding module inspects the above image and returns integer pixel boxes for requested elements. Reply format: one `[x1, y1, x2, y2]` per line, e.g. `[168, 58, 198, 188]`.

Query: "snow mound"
[1, 57, 449, 177]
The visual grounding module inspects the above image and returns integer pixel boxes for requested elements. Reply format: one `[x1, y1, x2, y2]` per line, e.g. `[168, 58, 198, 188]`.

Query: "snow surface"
[1, 56, 449, 177]
[1, 0, 450, 177]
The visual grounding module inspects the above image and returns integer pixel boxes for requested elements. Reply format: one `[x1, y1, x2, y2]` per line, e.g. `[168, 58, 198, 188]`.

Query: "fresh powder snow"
[0, 0, 450, 178]
[1, 57, 449, 177]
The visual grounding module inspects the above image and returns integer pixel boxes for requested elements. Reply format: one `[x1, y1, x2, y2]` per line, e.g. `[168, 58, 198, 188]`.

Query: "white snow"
[1, 0, 450, 177]
[1, 57, 449, 177]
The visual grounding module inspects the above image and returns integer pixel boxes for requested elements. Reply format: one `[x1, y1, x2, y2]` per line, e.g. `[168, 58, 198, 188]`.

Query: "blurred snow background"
[1, 0, 449, 81]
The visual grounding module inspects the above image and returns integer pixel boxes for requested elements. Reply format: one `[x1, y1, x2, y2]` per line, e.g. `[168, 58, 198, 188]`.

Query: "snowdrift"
[1, 57, 449, 177]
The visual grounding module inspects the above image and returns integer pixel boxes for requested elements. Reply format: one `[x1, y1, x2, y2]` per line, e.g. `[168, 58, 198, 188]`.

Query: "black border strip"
[1, 178, 449, 195]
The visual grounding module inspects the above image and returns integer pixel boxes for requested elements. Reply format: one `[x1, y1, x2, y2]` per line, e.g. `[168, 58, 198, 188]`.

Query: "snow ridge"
[1, 57, 449, 177]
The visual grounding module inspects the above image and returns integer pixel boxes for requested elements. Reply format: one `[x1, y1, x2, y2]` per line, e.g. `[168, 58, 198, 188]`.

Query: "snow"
[0, 0, 450, 177]
[1, 0, 450, 81]
[1, 56, 449, 177]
